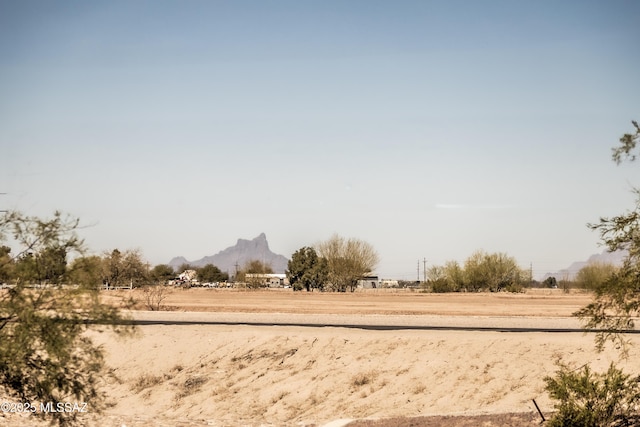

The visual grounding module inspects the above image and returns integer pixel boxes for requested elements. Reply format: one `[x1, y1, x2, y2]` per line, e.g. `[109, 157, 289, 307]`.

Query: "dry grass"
[346, 412, 541, 427]
[130, 374, 164, 393]
[351, 371, 377, 388]
[175, 375, 208, 400]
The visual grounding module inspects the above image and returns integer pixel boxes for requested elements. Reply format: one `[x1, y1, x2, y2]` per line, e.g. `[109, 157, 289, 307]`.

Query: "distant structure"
[356, 277, 400, 289]
[178, 269, 198, 283]
[245, 273, 288, 288]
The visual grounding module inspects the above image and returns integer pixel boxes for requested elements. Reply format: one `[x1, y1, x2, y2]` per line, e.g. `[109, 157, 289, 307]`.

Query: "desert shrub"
[351, 371, 376, 388]
[142, 284, 170, 310]
[544, 362, 640, 427]
[430, 278, 456, 293]
[183, 376, 207, 390]
[175, 376, 208, 400]
[463, 250, 524, 292]
[576, 262, 618, 290]
[131, 374, 164, 393]
[504, 283, 524, 293]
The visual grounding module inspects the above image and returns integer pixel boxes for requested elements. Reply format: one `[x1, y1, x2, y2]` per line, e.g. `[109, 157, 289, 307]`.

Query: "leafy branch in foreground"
[545, 121, 640, 426]
[574, 122, 640, 352]
[0, 210, 134, 426]
[544, 362, 640, 427]
[575, 186, 640, 353]
[612, 120, 640, 164]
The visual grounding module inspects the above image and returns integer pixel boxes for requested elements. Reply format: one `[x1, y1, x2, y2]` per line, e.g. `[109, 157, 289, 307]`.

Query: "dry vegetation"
[3, 289, 635, 427]
[102, 286, 593, 316]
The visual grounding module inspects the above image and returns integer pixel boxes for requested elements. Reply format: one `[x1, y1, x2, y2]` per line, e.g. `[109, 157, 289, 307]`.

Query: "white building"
[357, 275, 380, 289]
[245, 273, 289, 287]
[178, 269, 198, 283]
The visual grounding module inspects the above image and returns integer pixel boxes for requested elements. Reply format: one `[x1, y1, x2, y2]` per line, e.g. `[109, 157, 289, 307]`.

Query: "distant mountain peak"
[168, 256, 189, 266]
[541, 249, 626, 281]
[236, 232, 268, 247]
[168, 233, 288, 274]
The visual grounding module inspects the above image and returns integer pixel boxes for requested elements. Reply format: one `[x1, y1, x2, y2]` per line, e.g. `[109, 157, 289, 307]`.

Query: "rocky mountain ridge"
[168, 233, 289, 275]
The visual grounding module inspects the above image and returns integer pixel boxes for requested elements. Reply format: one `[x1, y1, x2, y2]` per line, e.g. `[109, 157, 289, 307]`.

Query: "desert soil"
[2, 288, 638, 427]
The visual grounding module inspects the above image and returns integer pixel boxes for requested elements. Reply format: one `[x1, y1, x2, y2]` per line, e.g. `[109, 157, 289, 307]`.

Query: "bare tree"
[316, 234, 379, 292]
[142, 284, 170, 311]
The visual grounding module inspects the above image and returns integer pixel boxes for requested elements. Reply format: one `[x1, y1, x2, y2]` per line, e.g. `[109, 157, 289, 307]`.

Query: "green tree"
[287, 246, 328, 291]
[102, 249, 123, 288]
[102, 249, 149, 288]
[0, 245, 12, 283]
[543, 276, 558, 288]
[120, 249, 149, 288]
[463, 250, 524, 292]
[37, 246, 67, 284]
[67, 255, 103, 288]
[150, 264, 175, 284]
[316, 234, 379, 292]
[197, 263, 228, 283]
[575, 262, 618, 291]
[13, 252, 37, 284]
[427, 262, 466, 293]
[426, 265, 451, 293]
[0, 210, 132, 426]
[443, 260, 465, 291]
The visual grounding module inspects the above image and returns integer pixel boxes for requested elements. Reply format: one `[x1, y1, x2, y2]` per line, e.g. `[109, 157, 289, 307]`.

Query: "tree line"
[0, 234, 621, 294]
[0, 244, 233, 289]
[427, 255, 620, 293]
[287, 242, 621, 294]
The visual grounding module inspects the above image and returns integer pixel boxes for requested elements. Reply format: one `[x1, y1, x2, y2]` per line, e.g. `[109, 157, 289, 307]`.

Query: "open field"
[3, 289, 639, 427]
[104, 287, 594, 316]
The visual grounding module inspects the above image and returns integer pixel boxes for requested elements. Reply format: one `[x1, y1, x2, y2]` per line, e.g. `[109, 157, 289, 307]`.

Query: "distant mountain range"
[168, 233, 289, 275]
[541, 250, 627, 281]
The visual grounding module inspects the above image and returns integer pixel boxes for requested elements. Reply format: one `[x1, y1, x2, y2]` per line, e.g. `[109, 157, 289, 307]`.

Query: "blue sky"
[1, 0, 639, 279]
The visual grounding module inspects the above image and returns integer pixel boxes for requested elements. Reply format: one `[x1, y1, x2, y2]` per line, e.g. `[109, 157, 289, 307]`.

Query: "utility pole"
[423, 258, 427, 283]
[417, 260, 420, 283]
[530, 262, 533, 284]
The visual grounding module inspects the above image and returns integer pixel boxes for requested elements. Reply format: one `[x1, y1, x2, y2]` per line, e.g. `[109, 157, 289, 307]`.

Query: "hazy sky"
[1, 0, 639, 279]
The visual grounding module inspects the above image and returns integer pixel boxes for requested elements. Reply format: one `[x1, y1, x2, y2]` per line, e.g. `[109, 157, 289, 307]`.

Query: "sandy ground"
[113, 287, 594, 317]
[2, 289, 638, 426]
